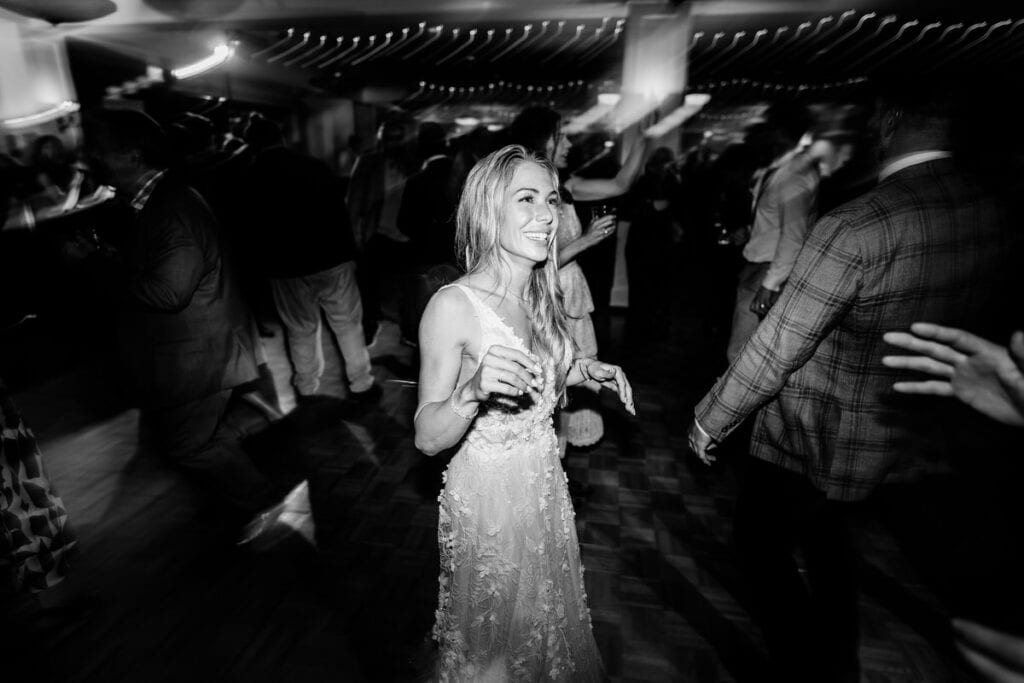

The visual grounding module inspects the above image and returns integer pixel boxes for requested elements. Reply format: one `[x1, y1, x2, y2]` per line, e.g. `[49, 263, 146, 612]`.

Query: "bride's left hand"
[587, 361, 635, 415]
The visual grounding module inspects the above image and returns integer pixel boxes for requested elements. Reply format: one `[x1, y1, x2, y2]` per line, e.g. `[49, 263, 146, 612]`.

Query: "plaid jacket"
[696, 159, 1019, 501]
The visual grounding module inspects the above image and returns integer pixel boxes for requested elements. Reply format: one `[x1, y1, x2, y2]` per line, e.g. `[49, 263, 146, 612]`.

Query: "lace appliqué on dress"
[432, 284, 602, 682]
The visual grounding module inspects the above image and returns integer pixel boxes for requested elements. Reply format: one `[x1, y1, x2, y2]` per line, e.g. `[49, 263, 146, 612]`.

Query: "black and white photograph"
[1, 0, 1023, 680]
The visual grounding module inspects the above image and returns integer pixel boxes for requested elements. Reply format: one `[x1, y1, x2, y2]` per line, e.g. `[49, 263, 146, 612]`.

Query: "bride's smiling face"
[498, 161, 560, 266]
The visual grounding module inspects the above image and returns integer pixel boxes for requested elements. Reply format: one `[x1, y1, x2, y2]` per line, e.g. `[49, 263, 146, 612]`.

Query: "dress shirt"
[741, 153, 820, 292]
[878, 151, 952, 181]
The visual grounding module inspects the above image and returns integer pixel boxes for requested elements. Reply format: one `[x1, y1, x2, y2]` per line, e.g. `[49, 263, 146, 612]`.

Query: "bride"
[414, 144, 636, 681]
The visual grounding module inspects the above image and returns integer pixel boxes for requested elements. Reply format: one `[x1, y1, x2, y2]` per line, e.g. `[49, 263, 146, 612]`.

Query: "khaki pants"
[271, 261, 374, 396]
[726, 261, 771, 364]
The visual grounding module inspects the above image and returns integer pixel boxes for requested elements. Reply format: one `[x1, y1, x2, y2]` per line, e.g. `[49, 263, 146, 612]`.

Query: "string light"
[239, 8, 1023, 93]
[284, 34, 326, 67]
[267, 31, 309, 63]
[406, 78, 591, 108]
[172, 43, 235, 80]
[694, 76, 869, 95]
[319, 36, 361, 69]
[2, 100, 79, 129]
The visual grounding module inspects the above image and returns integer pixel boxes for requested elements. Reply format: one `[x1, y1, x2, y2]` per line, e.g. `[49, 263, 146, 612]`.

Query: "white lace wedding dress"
[432, 284, 604, 682]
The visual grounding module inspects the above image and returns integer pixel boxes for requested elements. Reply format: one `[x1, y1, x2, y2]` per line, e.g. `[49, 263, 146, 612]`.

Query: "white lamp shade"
[0, 17, 77, 126]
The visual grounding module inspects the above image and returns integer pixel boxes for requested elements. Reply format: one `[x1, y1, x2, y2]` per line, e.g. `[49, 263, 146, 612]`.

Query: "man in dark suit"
[87, 109, 276, 513]
[687, 81, 1020, 681]
[398, 121, 457, 267]
[396, 121, 460, 344]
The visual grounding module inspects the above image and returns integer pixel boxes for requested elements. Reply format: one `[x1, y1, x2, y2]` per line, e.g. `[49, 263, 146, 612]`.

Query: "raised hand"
[468, 344, 544, 404]
[586, 360, 635, 415]
[882, 323, 1024, 427]
[583, 214, 617, 246]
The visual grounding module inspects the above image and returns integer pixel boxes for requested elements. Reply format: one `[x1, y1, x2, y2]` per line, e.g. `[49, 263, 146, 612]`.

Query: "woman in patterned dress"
[414, 145, 635, 680]
[0, 374, 76, 611]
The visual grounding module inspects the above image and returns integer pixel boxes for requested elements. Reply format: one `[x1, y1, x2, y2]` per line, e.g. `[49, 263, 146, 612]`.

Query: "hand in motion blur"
[882, 323, 1024, 427]
[687, 420, 716, 466]
[953, 618, 1024, 683]
[582, 214, 617, 247]
[749, 286, 780, 319]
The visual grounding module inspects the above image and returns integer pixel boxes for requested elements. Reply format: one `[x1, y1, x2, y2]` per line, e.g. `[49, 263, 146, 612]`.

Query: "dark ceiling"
[232, 5, 1024, 109]
[11, 1, 1024, 110]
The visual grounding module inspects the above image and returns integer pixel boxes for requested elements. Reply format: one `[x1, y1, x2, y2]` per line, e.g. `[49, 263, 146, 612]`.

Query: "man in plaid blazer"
[688, 85, 1019, 681]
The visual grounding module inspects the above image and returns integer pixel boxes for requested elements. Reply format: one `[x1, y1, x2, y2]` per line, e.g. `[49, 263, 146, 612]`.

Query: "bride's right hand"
[467, 345, 544, 403]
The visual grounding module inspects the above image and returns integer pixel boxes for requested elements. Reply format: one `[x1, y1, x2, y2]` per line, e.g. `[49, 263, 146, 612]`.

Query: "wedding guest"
[726, 114, 857, 362]
[346, 116, 416, 345]
[245, 117, 379, 404]
[687, 79, 1019, 682]
[85, 108, 278, 513]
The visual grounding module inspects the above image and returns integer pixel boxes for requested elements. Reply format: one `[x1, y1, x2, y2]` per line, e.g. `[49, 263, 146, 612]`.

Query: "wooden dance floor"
[8, 297, 974, 682]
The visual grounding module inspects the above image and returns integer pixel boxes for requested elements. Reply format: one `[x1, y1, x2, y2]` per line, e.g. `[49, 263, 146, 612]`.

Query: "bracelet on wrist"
[449, 391, 478, 421]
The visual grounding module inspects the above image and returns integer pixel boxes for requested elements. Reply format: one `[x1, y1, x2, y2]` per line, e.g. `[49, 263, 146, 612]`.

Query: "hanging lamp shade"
[0, 18, 78, 128]
[0, 0, 116, 24]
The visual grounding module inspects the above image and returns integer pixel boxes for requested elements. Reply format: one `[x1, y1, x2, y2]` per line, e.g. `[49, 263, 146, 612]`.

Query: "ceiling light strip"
[172, 44, 234, 80]
[267, 31, 310, 63]
[2, 100, 80, 129]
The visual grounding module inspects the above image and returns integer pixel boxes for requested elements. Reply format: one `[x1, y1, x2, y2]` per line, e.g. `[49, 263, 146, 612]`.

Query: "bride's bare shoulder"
[421, 282, 476, 333]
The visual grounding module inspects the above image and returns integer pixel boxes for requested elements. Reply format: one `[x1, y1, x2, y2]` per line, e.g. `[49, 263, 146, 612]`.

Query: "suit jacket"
[118, 176, 258, 409]
[696, 159, 1020, 501]
[246, 146, 356, 278]
[397, 155, 457, 266]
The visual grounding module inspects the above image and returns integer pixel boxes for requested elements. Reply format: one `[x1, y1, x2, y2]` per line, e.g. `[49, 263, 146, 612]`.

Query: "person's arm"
[566, 357, 635, 415]
[564, 136, 650, 202]
[763, 173, 818, 289]
[883, 324, 1024, 427]
[691, 210, 863, 448]
[127, 212, 204, 313]
[750, 173, 818, 315]
[414, 287, 544, 455]
[557, 213, 616, 266]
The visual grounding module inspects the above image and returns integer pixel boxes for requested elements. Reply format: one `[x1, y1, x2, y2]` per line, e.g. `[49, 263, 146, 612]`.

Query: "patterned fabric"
[0, 382, 75, 594]
[696, 159, 1020, 501]
[128, 169, 166, 212]
[433, 284, 603, 681]
[557, 195, 603, 450]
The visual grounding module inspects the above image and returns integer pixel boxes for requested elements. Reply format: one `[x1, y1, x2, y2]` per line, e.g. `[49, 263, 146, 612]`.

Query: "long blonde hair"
[455, 144, 573, 397]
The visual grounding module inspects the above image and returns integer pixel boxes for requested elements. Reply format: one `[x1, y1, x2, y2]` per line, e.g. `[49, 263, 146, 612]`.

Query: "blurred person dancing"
[85, 110, 303, 535]
[687, 80, 1020, 682]
[726, 114, 858, 363]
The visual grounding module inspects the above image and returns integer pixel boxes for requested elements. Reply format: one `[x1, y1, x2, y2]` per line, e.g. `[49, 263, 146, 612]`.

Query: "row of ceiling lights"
[252, 18, 627, 71]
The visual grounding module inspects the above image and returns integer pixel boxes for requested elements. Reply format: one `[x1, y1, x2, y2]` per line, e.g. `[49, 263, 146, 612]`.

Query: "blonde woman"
[415, 145, 635, 680]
